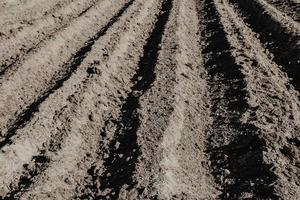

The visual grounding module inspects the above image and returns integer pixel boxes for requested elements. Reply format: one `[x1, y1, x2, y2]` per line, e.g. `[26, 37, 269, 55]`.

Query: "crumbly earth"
[0, 0, 299, 199]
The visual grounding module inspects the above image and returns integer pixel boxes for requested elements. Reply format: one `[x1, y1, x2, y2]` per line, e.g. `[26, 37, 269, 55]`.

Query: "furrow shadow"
[79, 0, 174, 199]
[0, 0, 99, 77]
[196, 0, 279, 199]
[1, 153, 50, 200]
[229, 0, 300, 93]
[265, 0, 300, 22]
[0, 0, 136, 149]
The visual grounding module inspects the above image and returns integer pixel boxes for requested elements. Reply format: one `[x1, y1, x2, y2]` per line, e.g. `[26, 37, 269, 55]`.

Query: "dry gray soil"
[0, 0, 299, 199]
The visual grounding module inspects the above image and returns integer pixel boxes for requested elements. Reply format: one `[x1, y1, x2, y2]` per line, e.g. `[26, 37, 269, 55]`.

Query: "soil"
[0, 0, 299, 199]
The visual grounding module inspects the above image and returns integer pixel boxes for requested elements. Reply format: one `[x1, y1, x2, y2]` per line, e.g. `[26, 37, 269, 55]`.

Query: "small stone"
[132, 90, 142, 97]
[115, 141, 120, 149]
[224, 169, 230, 175]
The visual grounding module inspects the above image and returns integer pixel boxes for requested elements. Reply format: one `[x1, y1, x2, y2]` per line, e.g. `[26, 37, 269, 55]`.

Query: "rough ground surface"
[0, 0, 299, 199]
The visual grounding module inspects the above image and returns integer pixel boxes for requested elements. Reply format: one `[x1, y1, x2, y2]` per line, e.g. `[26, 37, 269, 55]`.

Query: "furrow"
[155, 0, 218, 199]
[228, 0, 300, 93]
[1, 79, 90, 199]
[0, 0, 71, 40]
[234, 0, 300, 32]
[78, 0, 174, 199]
[0, 0, 139, 196]
[0, 0, 132, 146]
[216, 0, 300, 198]
[0, 0, 100, 77]
[1, 154, 50, 200]
[0, 0, 165, 199]
[265, 0, 300, 22]
[0, 0, 298, 198]
[196, 0, 280, 199]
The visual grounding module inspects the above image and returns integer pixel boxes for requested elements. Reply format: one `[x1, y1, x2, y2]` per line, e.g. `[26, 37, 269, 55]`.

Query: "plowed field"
[0, 0, 299, 199]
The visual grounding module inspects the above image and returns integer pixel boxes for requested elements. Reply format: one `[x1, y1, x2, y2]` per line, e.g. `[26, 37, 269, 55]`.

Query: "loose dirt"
[0, 0, 299, 199]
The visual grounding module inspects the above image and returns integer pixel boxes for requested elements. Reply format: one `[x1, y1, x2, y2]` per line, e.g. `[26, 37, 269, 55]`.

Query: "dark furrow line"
[1, 153, 50, 200]
[0, 0, 135, 149]
[265, 0, 300, 22]
[79, 0, 174, 199]
[1, 76, 90, 200]
[77, 1, 96, 17]
[1, 91, 84, 199]
[0, 0, 99, 77]
[196, 0, 279, 199]
[229, 0, 300, 93]
[288, 137, 300, 148]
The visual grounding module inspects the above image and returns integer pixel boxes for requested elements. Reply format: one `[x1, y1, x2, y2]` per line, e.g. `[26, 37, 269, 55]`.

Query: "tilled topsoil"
[0, 0, 299, 199]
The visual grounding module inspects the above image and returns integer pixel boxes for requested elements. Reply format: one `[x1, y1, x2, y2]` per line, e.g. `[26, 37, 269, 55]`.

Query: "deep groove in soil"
[229, 0, 300, 92]
[0, 0, 135, 150]
[197, 0, 279, 199]
[79, 0, 173, 199]
[1, 153, 50, 200]
[0, 0, 99, 77]
[0, 0, 299, 199]
[265, 0, 300, 22]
